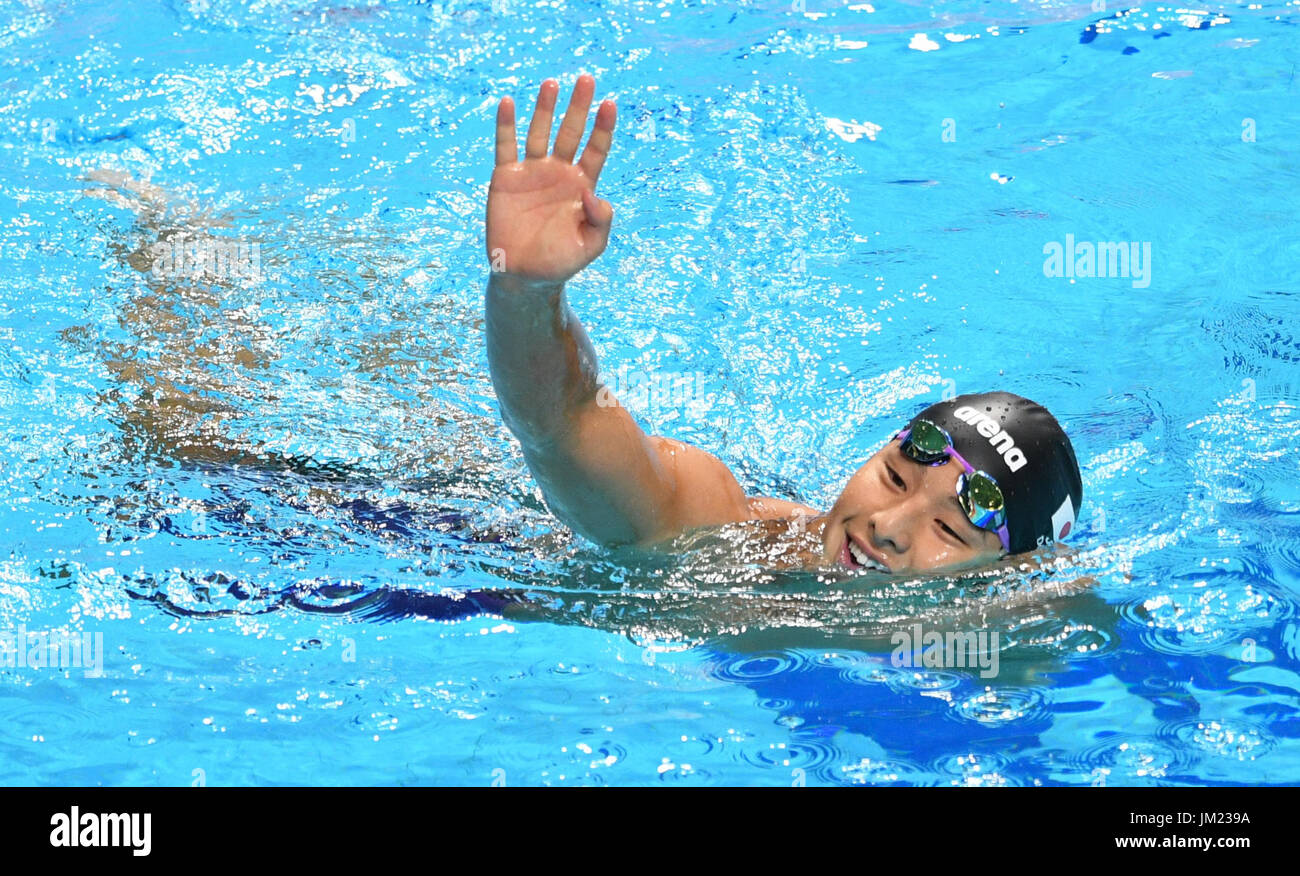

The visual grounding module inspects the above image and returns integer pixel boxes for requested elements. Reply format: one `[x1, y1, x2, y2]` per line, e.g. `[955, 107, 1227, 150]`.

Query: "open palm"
[486, 74, 617, 283]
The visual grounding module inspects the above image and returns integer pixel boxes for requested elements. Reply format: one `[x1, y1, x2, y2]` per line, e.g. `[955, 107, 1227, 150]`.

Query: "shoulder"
[642, 436, 821, 535]
[746, 495, 822, 521]
[644, 436, 751, 526]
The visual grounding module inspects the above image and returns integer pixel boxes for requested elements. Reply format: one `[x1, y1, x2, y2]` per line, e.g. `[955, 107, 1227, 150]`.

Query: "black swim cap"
[904, 392, 1083, 556]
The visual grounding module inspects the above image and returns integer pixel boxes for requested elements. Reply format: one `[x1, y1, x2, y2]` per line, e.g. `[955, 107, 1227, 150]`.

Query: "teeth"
[848, 541, 885, 571]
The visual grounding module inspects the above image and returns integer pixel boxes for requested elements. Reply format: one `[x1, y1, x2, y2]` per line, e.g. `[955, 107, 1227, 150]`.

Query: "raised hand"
[486, 74, 617, 284]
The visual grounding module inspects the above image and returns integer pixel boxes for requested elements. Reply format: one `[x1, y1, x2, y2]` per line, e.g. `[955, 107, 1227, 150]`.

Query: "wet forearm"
[485, 272, 602, 451]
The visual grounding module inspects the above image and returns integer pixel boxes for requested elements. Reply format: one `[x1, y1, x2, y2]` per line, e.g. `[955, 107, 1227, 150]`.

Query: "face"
[820, 436, 1006, 575]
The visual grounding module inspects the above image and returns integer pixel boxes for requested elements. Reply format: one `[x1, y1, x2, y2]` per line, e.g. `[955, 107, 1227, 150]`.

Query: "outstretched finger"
[578, 99, 617, 183]
[552, 74, 595, 163]
[525, 79, 559, 159]
[494, 97, 517, 166]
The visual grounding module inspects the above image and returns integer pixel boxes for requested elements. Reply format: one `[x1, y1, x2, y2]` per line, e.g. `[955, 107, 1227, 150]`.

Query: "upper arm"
[518, 398, 753, 548]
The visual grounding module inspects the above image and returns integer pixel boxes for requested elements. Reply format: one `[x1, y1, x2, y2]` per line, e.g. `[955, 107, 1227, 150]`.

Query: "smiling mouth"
[839, 532, 891, 573]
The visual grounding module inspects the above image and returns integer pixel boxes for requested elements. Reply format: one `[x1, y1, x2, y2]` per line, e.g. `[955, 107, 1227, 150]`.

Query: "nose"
[866, 497, 915, 559]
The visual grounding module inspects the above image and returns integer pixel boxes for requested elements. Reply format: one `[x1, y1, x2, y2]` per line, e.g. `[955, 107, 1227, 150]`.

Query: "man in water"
[486, 74, 1084, 577]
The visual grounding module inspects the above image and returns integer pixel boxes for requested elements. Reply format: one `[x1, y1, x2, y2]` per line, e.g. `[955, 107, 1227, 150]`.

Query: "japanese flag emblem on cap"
[1051, 494, 1076, 541]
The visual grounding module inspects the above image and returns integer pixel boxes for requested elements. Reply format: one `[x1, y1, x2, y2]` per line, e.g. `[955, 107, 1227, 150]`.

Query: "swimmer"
[485, 74, 1084, 576]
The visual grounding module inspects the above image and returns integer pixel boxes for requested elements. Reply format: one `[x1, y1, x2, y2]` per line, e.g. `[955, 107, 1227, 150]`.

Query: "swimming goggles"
[894, 419, 1011, 554]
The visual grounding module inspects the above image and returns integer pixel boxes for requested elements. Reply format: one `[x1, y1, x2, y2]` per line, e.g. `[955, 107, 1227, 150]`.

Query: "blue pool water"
[1, 0, 1298, 785]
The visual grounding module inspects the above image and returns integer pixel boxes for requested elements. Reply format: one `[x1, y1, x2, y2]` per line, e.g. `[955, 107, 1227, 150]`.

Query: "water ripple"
[1069, 734, 1196, 785]
[886, 669, 965, 696]
[1016, 618, 1117, 659]
[1160, 719, 1275, 763]
[837, 756, 935, 786]
[1119, 575, 1289, 656]
[737, 736, 840, 774]
[711, 649, 812, 683]
[0, 698, 100, 747]
[932, 752, 1018, 787]
[951, 686, 1049, 726]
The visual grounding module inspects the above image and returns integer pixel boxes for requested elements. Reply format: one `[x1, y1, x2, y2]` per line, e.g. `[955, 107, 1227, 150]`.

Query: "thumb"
[581, 188, 613, 230]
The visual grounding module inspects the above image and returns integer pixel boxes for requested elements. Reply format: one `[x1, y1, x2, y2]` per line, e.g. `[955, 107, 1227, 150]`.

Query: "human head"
[821, 392, 1083, 574]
